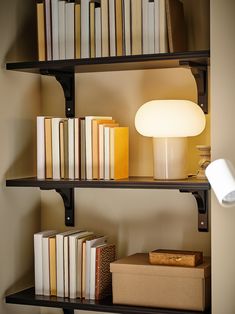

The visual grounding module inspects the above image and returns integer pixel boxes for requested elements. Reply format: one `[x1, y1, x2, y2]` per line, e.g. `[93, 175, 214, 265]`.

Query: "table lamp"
[135, 100, 206, 180]
[206, 159, 235, 207]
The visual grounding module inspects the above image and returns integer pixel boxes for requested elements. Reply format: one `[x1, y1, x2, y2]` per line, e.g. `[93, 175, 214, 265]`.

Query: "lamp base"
[153, 137, 188, 180]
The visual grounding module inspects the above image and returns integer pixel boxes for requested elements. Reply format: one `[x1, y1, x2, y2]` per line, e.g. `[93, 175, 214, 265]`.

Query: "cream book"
[51, 0, 59, 60]
[45, 0, 52, 60]
[44, 117, 53, 179]
[36, 1, 46, 61]
[95, 6, 101, 57]
[81, 0, 90, 58]
[74, 118, 79, 179]
[104, 124, 119, 180]
[154, 0, 160, 53]
[131, 0, 142, 55]
[68, 118, 75, 179]
[123, 0, 131, 55]
[58, 0, 66, 59]
[159, 0, 168, 53]
[110, 127, 129, 180]
[101, 0, 109, 57]
[52, 117, 63, 179]
[109, 0, 116, 56]
[65, 1, 75, 59]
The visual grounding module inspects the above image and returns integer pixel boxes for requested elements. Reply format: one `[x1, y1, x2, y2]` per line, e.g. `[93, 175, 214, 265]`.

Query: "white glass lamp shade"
[206, 159, 235, 207]
[134, 100, 206, 180]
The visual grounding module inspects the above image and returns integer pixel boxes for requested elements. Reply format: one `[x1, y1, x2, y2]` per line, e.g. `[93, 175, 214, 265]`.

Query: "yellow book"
[110, 127, 129, 180]
[89, 1, 95, 58]
[92, 119, 116, 179]
[44, 118, 52, 178]
[115, 0, 123, 56]
[75, 1, 81, 59]
[49, 236, 57, 296]
[36, 1, 46, 61]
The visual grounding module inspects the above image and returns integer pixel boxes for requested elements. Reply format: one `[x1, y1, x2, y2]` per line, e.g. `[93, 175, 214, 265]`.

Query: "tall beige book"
[36, 1, 46, 61]
[131, 0, 142, 55]
[49, 236, 57, 296]
[44, 117, 53, 178]
[89, 1, 95, 58]
[101, 0, 109, 57]
[115, 0, 123, 56]
[75, 1, 81, 59]
[110, 127, 129, 180]
[59, 120, 65, 179]
[92, 119, 116, 179]
[159, 0, 168, 53]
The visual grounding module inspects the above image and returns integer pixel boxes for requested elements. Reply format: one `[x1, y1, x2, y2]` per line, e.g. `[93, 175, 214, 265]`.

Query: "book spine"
[65, 2, 75, 59]
[81, 0, 90, 58]
[58, 0, 66, 59]
[44, 117, 53, 179]
[36, 2, 46, 61]
[51, 0, 59, 60]
[37, 117, 45, 179]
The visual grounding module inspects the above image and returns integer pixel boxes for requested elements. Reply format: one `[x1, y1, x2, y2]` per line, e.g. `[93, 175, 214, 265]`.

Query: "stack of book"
[36, 0, 187, 61]
[34, 229, 116, 299]
[37, 115, 129, 180]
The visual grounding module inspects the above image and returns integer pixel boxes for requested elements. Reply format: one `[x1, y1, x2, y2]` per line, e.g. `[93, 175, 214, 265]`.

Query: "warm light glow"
[135, 100, 206, 137]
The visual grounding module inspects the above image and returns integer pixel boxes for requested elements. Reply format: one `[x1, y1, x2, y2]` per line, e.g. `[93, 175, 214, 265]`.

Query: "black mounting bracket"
[63, 309, 74, 314]
[40, 69, 75, 118]
[179, 189, 209, 232]
[179, 61, 208, 114]
[56, 188, 75, 226]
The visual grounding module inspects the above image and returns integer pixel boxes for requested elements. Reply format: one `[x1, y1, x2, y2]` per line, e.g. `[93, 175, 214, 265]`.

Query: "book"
[95, 243, 116, 300]
[44, 117, 53, 178]
[34, 230, 57, 295]
[104, 124, 119, 180]
[68, 118, 75, 179]
[37, 116, 45, 179]
[154, 0, 160, 53]
[89, 1, 96, 58]
[58, 0, 66, 59]
[142, 0, 149, 54]
[65, 1, 75, 59]
[101, 0, 109, 57]
[85, 236, 107, 299]
[148, 1, 155, 54]
[110, 127, 129, 180]
[63, 119, 69, 178]
[109, 0, 116, 56]
[95, 6, 101, 57]
[75, 0, 81, 59]
[115, 0, 123, 56]
[51, 0, 59, 60]
[131, 0, 142, 55]
[49, 236, 57, 296]
[165, 0, 187, 53]
[81, 0, 90, 58]
[149, 249, 203, 267]
[44, 0, 52, 60]
[36, 1, 46, 61]
[74, 117, 79, 179]
[123, 0, 131, 55]
[52, 117, 63, 179]
[92, 119, 116, 179]
[159, 0, 168, 53]
[85, 116, 112, 180]
[79, 117, 86, 179]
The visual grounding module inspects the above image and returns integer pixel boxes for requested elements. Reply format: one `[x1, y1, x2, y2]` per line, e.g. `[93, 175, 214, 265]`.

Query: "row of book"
[34, 229, 116, 299]
[36, 0, 187, 61]
[37, 116, 129, 180]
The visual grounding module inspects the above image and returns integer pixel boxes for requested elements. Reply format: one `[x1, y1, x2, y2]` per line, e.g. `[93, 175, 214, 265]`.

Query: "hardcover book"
[149, 249, 203, 267]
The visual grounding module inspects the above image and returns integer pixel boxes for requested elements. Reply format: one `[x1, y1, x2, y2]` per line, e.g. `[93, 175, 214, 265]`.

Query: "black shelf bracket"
[179, 189, 208, 232]
[55, 188, 75, 227]
[63, 309, 74, 314]
[179, 61, 208, 114]
[40, 70, 75, 118]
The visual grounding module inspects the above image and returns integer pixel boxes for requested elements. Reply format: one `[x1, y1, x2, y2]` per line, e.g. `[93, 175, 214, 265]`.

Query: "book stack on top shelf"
[34, 229, 116, 300]
[37, 116, 129, 181]
[36, 0, 188, 61]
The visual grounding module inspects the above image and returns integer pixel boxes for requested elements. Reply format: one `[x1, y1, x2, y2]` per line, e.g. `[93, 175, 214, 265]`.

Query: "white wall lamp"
[206, 159, 235, 207]
[135, 100, 206, 180]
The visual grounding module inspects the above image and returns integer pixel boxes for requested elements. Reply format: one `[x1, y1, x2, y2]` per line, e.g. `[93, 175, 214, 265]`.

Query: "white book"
[51, 0, 59, 60]
[85, 236, 107, 299]
[148, 1, 155, 53]
[56, 230, 81, 297]
[58, 0, 66, 59]
[52, 117, 63, 179]
[159, 0, 168, 53]
[37, 116, 45, 179]
[95, 7, 102, 57]
[69, 231, 92, 299]
[74, 118, 79, 179]
[154, 0, 160, 53]
[68, 118, 75, 179]
[45, 0, 52, 60]
[63, 236, 69, 297]
[142, 0, 149, 54]
[89, 243, 106, 299]
[85, 116, 112, 180]
[79, 118, 86, 180]
[123, 0, 131, 55]
[34, 230, 57, 295]
[42, 231, 58, 296]
[81, 0, 90, 58]
[109, 0, 116, 56]
[65, 2, 75, 59]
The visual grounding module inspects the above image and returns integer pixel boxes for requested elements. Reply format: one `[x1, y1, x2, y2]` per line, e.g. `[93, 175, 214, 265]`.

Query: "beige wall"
[0, 1, 41, 314]
[211, 0, 235, 313]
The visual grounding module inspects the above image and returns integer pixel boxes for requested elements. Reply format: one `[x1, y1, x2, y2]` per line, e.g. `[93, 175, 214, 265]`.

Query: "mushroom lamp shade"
[205, 159, 235, 207]
[135, 100, 206, 179]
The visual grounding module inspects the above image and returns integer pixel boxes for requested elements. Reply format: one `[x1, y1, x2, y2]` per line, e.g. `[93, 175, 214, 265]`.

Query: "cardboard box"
[110, 253, 211, 311]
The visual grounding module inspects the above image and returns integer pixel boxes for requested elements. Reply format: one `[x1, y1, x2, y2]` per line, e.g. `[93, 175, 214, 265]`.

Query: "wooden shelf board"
[6, 287, 211, 314]
[6, 176, 210, 191]
[6, 50, 210, 74]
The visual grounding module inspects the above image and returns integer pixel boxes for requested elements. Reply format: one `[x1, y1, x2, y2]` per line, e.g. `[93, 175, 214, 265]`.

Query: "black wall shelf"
[6, 287, 211, 314]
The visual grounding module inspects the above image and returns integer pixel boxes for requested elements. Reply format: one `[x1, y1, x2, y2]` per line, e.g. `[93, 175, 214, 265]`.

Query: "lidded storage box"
[110, 253, 211, 311]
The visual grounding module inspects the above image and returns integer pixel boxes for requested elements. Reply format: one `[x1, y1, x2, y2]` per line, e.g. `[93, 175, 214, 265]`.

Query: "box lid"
[110, 253, 210, 279]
